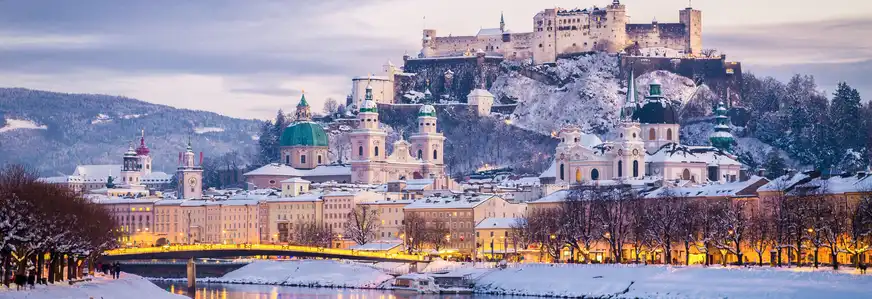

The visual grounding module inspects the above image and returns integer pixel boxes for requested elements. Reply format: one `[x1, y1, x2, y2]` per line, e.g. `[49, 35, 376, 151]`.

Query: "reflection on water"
[152, 281, 513, 299]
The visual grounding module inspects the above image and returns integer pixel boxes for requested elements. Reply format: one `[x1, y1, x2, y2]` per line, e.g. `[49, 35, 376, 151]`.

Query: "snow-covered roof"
[644, 176, 768, 199]
[789, 172, 872, 195]
[468, 89, 494, 98]
[265, 192, 323, 203]
[359, 198, 414, 205]
[142, 172, 172, 181]
[404, 194, 499, 210]
[499, 176, 541, 187]
[155, 199, 185, 206]
[243, 163, 351, 178]
[475, 217, 520, 229]
[531, 190, 571, 203]
[758, 171, 815, 192]
[38, 175, 84, 183]
[476, 28, 503, 36]
[539, 160, 557, 179]
[73, 164, 122, 181]
[352, 75, 391, 81]
[349, 240, 402, 251]
[281, 178, 311, 183]
[647, 144, 741, 166]
[87, 194, 160, 205]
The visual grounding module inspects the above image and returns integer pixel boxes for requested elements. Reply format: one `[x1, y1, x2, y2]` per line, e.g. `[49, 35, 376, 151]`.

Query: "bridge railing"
[104, 244, 428, 261]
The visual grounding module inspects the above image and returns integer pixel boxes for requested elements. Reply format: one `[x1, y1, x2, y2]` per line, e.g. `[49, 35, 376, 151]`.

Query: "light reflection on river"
[152, 281, 518, 299]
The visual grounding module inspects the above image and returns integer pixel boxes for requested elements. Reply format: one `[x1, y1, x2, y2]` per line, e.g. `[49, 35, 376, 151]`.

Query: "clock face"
[632, 149, 640, 156]
[617, 149, 623, 156]
[188, 177, 198, 187]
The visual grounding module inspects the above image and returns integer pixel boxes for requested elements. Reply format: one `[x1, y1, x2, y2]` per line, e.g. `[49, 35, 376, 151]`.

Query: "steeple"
[621, 68, 638, 121]
[500, 12, 505, 32]
[295, 91, 312, 121]
[709, 101, 734, 152]
[136, 129, 150, 156]
[359, 79, 378, 113]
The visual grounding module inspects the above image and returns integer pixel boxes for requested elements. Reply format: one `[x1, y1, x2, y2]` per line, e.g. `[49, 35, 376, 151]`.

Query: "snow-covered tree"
[344, 205, 381, 245]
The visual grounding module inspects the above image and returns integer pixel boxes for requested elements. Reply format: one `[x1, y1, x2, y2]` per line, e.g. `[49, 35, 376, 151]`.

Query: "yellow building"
[358, 198, 414, 240]
[475, 217, 522, 260]
[262, 192, 323, 243]
[88, 195, 158, 247]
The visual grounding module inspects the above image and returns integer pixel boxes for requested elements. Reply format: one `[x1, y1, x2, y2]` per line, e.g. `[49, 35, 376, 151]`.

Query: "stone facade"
[421, 1, 702, 64]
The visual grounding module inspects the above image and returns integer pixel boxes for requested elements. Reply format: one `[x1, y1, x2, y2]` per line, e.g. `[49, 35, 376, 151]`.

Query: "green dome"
[280, 122, 329, 147]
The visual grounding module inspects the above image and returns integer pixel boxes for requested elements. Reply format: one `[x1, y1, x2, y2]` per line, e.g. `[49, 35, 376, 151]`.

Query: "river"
[152, 281, 522, 299]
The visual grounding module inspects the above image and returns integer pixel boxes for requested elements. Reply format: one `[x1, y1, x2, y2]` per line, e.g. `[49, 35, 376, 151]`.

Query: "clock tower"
[177, 140, 203, 199]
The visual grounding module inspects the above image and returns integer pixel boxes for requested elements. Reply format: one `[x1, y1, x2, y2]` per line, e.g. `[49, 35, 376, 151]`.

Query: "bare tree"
[344, 205, 381, 245]
[701, 48, 719, 57]
[403, 212, 426, 253]
[292, 221, 334, 247]
[714, 199, 750, 265]
[628, 196, 650, 264]
[562, 187, 601, 262]
[593, 184, 634, 264]
[844, 192, 872, 268]
[746, 203, 774, 266]
[424, 221, 450, 252]
[323, 98, 340, 116]
[674, 197, 700, 265]
[645, 190, 683, 264]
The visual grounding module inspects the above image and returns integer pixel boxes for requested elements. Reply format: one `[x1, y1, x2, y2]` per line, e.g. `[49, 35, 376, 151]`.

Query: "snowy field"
[474, 264, 872, 299]
[0, 118, 47, 133]
[0, 273, 185, 299]
[199, 260, 393, 288]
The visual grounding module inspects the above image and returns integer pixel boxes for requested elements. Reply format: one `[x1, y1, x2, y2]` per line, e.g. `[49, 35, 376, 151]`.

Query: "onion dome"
[709, 101, 734, 152]
[632, 80, 678, 124]
[418, 104, 437, 117]
[136, 131, 150, 156]
[124, 143, 137, 157]
[359, 82, 378, 113]
[295, 92, 312, 121]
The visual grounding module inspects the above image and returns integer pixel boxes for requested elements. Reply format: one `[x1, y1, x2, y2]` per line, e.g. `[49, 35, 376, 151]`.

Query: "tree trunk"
[777, 247, 782, 267]
[736, 242, 743, 266]
[813, 247, 819, 268]
[47, 253, 55, 283]
[684, 242, 691, 265]
[758, 251, 763, 266]
[832, 251, 839, 270]
[37, 253, 44, 284]
[2, 252, 11, 287]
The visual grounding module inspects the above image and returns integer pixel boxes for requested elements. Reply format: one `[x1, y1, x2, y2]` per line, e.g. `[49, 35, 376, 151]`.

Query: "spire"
[621, 68, 637, 121]
[365, 77, 374, 102]
[500, 11, 505, 32]
[136, 129, 150, 156]
[295, 91, 312, 121]
[709, 101, 734, 152]
[186, 135, 193, 152]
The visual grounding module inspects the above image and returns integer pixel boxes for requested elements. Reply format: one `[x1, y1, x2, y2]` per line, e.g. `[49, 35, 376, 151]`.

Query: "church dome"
[359, 99, 378, 113]
[280, 122, 329, 147]
[632, 101, 678, 124]
[418, 104, 436, 117]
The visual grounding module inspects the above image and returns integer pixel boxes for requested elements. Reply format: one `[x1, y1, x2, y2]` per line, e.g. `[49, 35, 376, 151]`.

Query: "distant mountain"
[0, 88, 262, 176]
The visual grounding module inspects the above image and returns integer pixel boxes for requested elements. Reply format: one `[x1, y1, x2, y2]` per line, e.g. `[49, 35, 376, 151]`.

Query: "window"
[375, 146, 380, 157]
[617, 161, 623, 177]
[591, 169, 600, 181]
[433, 150, 438, 160]
[575, 169, 582, 183]
[301, 155, 306, 164]
[667, 128, 673, 141]
[632, 160, 639, 178]
[559, 164, 565, 180]
[358, 146, 363, 157]
[649, 128, 656, 140]
[317, 155, 322, 164]
[682, 169, 691, 180]
[285, 155, 290, 165]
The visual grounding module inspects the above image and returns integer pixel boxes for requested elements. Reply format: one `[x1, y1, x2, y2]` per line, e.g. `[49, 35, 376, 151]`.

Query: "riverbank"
[0, 273, 187, 299]
[146, 260, 872, 298]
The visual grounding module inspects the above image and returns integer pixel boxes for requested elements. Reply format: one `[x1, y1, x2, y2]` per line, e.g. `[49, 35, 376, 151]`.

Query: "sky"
[0, 0, 870, 120]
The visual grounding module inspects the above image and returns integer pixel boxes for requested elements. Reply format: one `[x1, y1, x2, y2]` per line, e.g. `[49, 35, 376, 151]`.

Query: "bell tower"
[120, 142, 142, 187]
[177, 139, 203, 199]
[410, 105, 445, 166]
[350, 83, 387, 162]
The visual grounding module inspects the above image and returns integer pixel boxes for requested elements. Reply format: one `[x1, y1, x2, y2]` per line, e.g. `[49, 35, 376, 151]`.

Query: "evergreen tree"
[829, 82, 863, 151]
[256, 120, 274, 165]
[763, 150, 787, 179]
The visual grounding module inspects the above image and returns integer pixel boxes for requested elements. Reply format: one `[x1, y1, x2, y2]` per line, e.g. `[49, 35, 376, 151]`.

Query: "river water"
[152, 281, 520, 299]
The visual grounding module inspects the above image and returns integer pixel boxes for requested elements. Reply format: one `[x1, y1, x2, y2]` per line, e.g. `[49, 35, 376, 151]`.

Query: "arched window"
[649, 128, 656, 140]
[617, 161, 623, 177]
[591, 169, 600, 180]
[375, 146, 380, 157]
[682, 169, 691, 180]
[317, 155, 322, 164]
[666, 128, 673, 141]
[433, 150, 438, 160]
[632, 160, 639, 178]
[358, 146, 363, 157]
[417, 149, 423, 159]
[559, 164, 565, 180]
[301, 155, 306, 164]
[575, 169, 582, 183]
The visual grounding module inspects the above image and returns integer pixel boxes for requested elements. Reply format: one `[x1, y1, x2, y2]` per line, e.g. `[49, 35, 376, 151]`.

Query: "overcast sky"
[1, 0, 869, 119]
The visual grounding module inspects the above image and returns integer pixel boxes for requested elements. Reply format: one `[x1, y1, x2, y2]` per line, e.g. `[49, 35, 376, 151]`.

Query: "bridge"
[103, 244, 429, 263]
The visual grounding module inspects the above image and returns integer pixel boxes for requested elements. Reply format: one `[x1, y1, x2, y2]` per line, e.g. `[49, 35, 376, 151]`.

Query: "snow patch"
[0, 118, 47, 133]
[194, 127, 225, 134]
[0, 273, 185, 299]
[203, 260, 392, 288]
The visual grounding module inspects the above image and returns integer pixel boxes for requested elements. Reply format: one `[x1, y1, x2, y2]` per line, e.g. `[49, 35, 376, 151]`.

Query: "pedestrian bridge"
[102, 244, 429, 263]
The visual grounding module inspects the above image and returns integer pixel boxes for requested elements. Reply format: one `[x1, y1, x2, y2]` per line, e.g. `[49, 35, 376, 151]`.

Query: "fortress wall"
[627, 23, 688, 53]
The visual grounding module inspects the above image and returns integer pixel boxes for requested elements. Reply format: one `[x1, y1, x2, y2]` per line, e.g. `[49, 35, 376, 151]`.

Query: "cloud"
[707, 16, 872, 65]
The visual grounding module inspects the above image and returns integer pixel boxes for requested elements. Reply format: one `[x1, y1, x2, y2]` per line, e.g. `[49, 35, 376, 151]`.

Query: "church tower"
[177, 139, 203, 199]
[120, 143, 142, 187]
[135, 130, 152, 175]
[615, 70, 646, 179]
[499, 12, 506, 32]
[709, 101, 734, 152]
[410, 105, 445, 168]
[279, 93, 329, 169]
[349, 83, 388, 183]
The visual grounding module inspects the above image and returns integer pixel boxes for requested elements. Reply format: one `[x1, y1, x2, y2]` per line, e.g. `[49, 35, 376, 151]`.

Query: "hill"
[0, 88, 262, 176]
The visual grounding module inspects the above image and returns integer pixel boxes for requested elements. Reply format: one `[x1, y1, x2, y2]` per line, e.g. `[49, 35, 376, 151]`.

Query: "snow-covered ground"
[0, 118, 48, 133]
[474, 264, 872, 299]
[199, 260, 393, 288]
[0, 273, 185, 299]
[194, 127, 225, 134]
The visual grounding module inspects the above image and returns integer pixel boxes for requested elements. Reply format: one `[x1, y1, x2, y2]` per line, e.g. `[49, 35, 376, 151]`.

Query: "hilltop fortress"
[420, 0, 702, 64]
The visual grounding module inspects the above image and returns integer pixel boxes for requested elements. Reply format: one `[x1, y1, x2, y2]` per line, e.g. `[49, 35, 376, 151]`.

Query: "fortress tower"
[679, 6, 702, 56]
